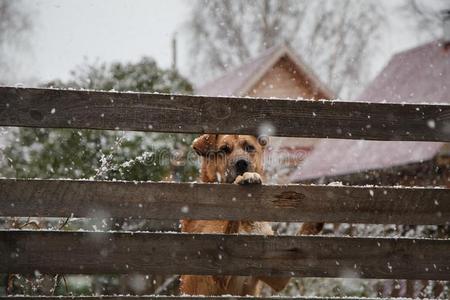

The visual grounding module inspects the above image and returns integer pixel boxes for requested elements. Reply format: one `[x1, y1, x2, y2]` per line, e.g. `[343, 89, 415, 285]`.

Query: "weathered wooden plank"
[1, 87, 449, 141]
[6, 295, 429, 300]
[1, 230, 449, 280]
[0, 297, 433, 300]
[0, 179, 449, 225]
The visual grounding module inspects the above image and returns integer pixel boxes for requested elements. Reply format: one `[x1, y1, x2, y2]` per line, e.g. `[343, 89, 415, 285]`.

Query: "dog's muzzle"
[235, 159, 249, 175]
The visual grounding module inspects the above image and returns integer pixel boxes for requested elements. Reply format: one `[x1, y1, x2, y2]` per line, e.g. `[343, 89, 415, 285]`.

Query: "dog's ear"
[192, 134, 217, 157]
[257, 135, 269, 148]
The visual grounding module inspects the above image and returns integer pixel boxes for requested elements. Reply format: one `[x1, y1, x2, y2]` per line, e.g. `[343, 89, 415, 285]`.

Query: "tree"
[187, 0, 386, 98]
[401, 0, 450, 41]
[0, 0, 32, 83]
[2, 57, 196, 183]
[47, 57, 192, 93]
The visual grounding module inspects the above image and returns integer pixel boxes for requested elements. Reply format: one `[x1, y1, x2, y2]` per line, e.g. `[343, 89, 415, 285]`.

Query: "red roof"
[361, 41, 450, 104]
[290, 41, 450, 182]
[196, 46, 280, 97]
[196, 43, 334, 98]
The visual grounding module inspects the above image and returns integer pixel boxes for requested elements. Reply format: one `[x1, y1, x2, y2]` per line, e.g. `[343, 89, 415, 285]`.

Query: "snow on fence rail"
[0, 298, 428, 300]
[1, 86, 450, 141]
[0, 86, 449, 289]
[1, 230, 450, 280]
[1, 178, 449, 225]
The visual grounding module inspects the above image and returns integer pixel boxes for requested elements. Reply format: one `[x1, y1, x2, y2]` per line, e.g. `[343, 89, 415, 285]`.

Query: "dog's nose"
[235, 159, 249, 175]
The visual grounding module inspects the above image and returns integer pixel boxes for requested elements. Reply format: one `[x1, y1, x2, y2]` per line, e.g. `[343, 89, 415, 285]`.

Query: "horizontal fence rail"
[0, 295, 444, 300]
[1, 87, 450, 141]
[1, 230, 449, 280]
[1, 179, 449, 224]
[2, 295, 442, 299]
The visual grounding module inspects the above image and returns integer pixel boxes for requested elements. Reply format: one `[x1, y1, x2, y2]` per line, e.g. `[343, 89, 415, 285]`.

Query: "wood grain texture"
[0, 297, 430, 300]
[1, 87, 450, 141]
[1, 230, 449, 280]
[1, 179, 449, 224]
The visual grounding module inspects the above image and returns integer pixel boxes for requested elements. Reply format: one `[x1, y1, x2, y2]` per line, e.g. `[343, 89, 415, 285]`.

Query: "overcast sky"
[19, 1, 440, 89]
[26, 0, 189, 84]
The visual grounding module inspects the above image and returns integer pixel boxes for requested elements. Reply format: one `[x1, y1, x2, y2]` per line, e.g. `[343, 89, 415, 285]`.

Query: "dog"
[180, 134, 323, 296]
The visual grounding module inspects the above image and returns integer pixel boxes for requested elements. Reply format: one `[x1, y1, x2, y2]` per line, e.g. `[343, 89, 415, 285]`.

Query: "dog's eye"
[219, 145, 231, 154]
[245, 144, 256, 153]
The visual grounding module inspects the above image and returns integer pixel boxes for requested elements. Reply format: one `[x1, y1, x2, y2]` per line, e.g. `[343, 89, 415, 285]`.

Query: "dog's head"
[192, 134, 267, 183]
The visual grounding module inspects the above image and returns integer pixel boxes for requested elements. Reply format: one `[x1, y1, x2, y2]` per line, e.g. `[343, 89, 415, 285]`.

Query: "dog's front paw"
[234, 172, 262, 185]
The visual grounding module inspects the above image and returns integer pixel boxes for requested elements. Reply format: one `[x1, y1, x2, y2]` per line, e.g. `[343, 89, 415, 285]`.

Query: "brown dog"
[180, 134, 294, 296]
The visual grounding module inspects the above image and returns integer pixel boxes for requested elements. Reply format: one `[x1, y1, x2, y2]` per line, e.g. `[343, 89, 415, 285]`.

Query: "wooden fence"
[0, 87, 449, 299]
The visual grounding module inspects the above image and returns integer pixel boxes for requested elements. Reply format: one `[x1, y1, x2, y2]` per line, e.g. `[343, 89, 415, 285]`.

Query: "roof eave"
[237, 44, 335, 99]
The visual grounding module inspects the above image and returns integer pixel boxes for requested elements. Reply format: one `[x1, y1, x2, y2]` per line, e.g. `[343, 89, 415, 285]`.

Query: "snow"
[258, 122, 276, 137]
[1, 228, 449, 243]
[427, 119, 436, 129]
[7, 86, 450, 107]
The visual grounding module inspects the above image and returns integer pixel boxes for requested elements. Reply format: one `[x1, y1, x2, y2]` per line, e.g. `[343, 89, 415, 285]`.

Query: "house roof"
[290, 40, 450, 182]
[196, 43, 335, 99]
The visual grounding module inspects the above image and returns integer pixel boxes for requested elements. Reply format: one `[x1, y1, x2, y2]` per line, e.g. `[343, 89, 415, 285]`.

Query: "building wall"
[247, 56, 320, 99]
[244, 56, 328, 183]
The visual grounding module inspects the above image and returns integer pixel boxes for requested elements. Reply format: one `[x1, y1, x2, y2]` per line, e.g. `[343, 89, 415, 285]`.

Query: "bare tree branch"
[187, 0, 386, 98]
[401, 0, 450, 40]
[0, 0, 32, 83]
